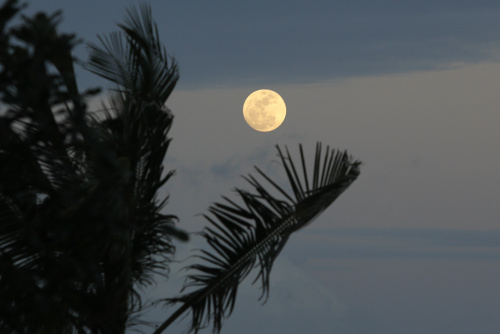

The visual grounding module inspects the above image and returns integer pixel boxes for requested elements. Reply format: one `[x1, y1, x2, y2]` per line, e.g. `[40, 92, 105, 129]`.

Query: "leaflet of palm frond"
[155, 143, 360, 334]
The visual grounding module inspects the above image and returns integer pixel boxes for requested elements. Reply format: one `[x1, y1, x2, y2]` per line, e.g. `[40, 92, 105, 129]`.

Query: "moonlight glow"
[243, 89, 286, 132]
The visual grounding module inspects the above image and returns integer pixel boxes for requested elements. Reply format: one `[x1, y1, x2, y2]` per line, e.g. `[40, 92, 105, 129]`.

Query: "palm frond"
[155, 143, 360, 333]
[85, 5, 186, 311]
[87, 3, 178, 106]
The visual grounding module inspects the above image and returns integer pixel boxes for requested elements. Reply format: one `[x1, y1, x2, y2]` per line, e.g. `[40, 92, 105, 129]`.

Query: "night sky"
[21, 1, 500, 333]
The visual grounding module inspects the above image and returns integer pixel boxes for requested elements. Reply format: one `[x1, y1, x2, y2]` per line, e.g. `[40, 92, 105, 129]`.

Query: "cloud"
[286, 227, 500, 264]
[156, 1, 500, 88]
[24, 1, 500, 90]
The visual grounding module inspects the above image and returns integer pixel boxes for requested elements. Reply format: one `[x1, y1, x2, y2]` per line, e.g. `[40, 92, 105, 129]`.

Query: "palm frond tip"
[157, 142, 360, 333]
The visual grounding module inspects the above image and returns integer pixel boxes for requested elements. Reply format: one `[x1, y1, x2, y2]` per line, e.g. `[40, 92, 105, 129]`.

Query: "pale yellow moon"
[243, 89, 286, 132]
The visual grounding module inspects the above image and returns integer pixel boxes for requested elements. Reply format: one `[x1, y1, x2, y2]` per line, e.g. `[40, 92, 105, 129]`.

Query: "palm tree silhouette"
[0, 1, 360, 333]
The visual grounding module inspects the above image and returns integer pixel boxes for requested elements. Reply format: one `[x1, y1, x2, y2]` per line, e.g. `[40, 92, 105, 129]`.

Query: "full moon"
[243, 89, 286, 132]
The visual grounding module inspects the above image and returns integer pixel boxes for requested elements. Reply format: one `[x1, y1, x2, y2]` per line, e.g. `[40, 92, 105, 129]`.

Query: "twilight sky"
[23, 1, 500, 333]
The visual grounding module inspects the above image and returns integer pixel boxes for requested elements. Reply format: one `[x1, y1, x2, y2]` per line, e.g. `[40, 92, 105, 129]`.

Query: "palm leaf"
[87, 3, 178, 106]
[155, 143, 361, 333]
[86, 3, 187, 320]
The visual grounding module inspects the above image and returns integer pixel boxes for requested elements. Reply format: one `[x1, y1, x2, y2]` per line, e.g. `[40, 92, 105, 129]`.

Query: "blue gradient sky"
[22, 1, 500, 333]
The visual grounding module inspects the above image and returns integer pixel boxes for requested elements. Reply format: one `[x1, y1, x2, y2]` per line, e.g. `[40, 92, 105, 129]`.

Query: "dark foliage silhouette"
[0, 1, 360, 333]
